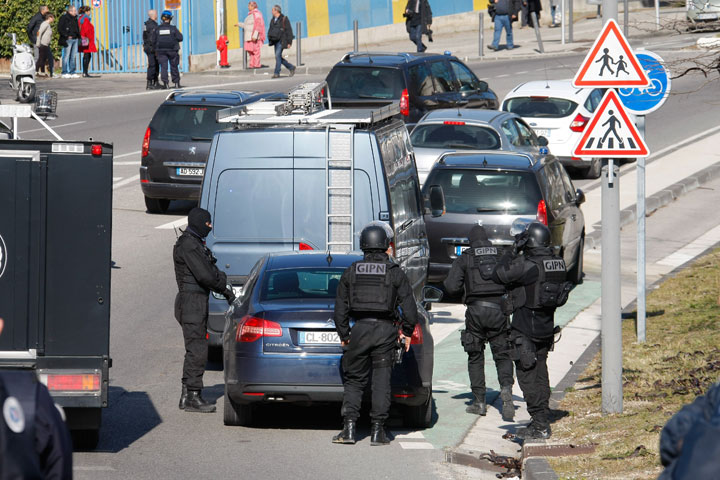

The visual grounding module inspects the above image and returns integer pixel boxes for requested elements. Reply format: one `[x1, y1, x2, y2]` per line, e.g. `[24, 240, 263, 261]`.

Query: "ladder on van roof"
[325, 126, 354, 253]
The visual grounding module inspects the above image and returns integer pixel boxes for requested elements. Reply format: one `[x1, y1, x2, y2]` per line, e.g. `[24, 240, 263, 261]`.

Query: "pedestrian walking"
[35, 13, 55, 78]
[443, 225, 516, 420]
[173, 208, 235, 413]
[549, 0, 560, 27]
[154, 10, 183, 89]
[26, 5, 49, 61]
[267, 5, 295, 79]
[143, 10, 160, 89]
[520, 0, 529, 28]
[332, 223, 418, 446]
[492, 222, 573, 440]
[403, 0, 432, 53]
[487, 0, 521, 51]
[58, 6, 80, 78]
[240, 1, 265, 69]
[526, 0, 542, 27]
[78, 6, 98, 78]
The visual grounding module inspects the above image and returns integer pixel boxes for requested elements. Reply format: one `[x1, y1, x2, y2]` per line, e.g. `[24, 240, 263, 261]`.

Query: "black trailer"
[0, 139, 112, 449]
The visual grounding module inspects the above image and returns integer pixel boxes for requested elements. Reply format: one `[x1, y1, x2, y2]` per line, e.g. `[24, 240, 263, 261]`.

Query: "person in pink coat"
[238, 1, 265, 69]
[78, 6, 98, 78]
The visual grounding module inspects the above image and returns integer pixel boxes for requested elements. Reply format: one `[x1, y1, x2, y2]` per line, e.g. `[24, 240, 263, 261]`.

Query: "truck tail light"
[40, 372, 101, 392]
[569, 114, 589, 132]
[536, 199, 548, 226]
[400, 89, 409, 117]
[410, 324, 423, 344]
[91, 144, 103, 156]
[236, 316, 282, 342]
[141, 127, 151, 157]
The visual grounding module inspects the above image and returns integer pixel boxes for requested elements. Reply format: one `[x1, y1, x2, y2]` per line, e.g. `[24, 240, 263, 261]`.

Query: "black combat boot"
[332, 419, 356, 444]
[146, 80, 154, 90]
[161, 81, 169, 90]
[370, 421, 390, 446]
[516, 420, 551, 440]
[184, 390, 216, 413]
[500, 385, 515, 421]
[466, 392, 487, 415]
[178, 384, 188, 410]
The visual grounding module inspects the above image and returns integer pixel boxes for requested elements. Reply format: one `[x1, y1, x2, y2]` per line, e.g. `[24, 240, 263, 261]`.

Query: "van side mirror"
[537, 136, 549, 147]
[575, 188, 585, 206]
[428, 185, 445, 217]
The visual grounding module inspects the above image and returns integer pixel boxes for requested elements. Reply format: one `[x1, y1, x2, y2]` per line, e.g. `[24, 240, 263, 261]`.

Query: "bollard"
[569, 0, 574, 42]
[531, 12, 544, 53]
[624, 0, 629, 37]
[296, 22, 303, 66]
[240, 26, 248, 70]
[478, 12, 484, 58]
[353, 20, 359, 52]
[561, 0, 566, 44]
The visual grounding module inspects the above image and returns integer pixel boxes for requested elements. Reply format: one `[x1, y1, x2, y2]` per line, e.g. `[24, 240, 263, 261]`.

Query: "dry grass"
[547, 249, 720, 480]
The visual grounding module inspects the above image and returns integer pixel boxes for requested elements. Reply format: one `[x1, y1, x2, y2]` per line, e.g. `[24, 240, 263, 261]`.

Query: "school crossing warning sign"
[573, 19, 650, 88]
[573, 90, 648, 158]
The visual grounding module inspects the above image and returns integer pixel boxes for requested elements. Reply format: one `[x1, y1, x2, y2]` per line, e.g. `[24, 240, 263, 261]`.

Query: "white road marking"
[115, 161, 141, 166]
[433, 379, 469, 392]
[21, 120, 86, 134]
[113, 177, 122, 181]
[516, 70, 528, 74]
[115, 150, 142, 159]
[399, 441, 434, 450]
[73, 466, 116, 471]
[657, 224, 720, 268]
[496, 74, 510, 78]
[113, 174, 139, 190]
[391, 431, 426, 439]
[157, 217, 188, 230]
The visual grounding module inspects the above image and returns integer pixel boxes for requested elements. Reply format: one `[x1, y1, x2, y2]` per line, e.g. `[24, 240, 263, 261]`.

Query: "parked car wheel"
[223, 389, 254, 426]
[404, 389, 432, 428]
[584, 159, 602, 179]
[569, 235, 584, 285]
[144, 196, 170, 214]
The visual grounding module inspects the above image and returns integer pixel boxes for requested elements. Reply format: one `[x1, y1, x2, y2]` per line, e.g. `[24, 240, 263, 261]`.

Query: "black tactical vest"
[173, 233, 215, 294]
[157, 25, 178, 51]
[348, 261, 396, 313]
[525, 255, 571, 309]
[0, 371, 43, 480]
[465, 246, 506, 297]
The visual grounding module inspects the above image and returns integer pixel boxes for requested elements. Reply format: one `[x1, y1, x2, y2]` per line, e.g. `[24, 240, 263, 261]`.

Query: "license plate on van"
[299, 331, 340, 345]
[177, 167, 204, 176]
[455, 246, 469, 256]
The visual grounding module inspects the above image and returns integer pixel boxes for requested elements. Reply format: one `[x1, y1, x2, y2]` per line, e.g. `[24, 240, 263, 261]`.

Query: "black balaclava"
[187, 207, 212, 239]
[468, 225, 489, 247]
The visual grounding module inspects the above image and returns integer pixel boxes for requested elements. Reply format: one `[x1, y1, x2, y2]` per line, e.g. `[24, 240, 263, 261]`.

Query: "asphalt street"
[2, 32, 719, 478]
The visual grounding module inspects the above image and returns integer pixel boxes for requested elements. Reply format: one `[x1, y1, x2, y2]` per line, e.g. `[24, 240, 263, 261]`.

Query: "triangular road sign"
[573, 19, 650, 88]
[573, 90, 649, 158]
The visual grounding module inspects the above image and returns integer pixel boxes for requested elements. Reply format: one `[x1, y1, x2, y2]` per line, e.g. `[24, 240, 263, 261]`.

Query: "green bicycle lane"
[422, 281, 601, 449]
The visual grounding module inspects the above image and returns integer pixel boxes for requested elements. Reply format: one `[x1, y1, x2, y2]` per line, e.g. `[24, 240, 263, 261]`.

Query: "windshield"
[260, 268, 345, 302]
[150, 104, 225, 141]
[503, 97, 578, 118]
[411, 124, 501, 150]
[425, 169, 542, 215]
[326, 67, 404, 100]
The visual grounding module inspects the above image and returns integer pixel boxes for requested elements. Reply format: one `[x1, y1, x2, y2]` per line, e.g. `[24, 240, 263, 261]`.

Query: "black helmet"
[360, 224, 390, 252]
[526, 222, 551, 248]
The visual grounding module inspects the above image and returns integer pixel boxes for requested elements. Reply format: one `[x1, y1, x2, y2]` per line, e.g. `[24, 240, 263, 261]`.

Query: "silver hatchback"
[409, 109, 553, 185]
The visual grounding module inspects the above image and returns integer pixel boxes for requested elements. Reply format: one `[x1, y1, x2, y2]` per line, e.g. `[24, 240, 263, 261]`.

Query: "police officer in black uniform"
[154, 10, 183, 90]
[493, 222, 572, 440]
[332, 224, 418, 446]
[142, 9, 160, 90]
[443, 225, 515, 421]
[173, 208, 235, 413]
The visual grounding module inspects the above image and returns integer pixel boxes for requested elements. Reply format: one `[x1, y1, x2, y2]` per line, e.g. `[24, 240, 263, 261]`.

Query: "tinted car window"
[504, 97, 579, 118]
[426, 169, 541, 215]
[449, 60, 479, 91]
[513, 119, 538, 147]
[544, 162, 568, 213]
[410, 124, 501, 150]
[584, 88, 604, 113]
[557, 163, 577, 203]
[260, 268, 344, 301]
[501, 119, 521, 147]
[326, 67, 404, 99]
[429, 61, 456, 93]
[378, 127, 422, 227]
[408, 63, 434, 97]
[150, 105, 225, 141]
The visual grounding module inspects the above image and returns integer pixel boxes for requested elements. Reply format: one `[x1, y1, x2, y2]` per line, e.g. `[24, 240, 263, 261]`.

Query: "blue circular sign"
[617, 51, 670, 115]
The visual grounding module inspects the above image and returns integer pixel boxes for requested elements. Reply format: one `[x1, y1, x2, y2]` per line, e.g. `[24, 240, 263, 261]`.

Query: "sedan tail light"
[141, 127, 151, 157]
[236, 316, 282, 342]
[400, 89, 409, 117]
[298, 242, 313, 251]
[536, 199, 548, 226]
[569, 114, 589, 133]
[410, 324, 423, 345]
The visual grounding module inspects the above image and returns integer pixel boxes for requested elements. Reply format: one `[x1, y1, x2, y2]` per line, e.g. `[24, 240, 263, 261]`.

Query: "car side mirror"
[575, 188, 585, 206]
[428, 185, 445, 217]
[422, 286, 443, 303]
[475, 80, 489, 92]
[537, 136, 549, 147]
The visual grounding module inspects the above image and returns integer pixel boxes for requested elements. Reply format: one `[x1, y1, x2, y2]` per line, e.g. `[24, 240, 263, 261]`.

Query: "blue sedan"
[222, 252, 438, 428]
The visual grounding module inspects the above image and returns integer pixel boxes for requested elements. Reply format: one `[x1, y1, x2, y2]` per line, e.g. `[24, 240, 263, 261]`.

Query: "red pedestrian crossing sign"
[573, 90, 649, 158]
[572, 19, 650, 88]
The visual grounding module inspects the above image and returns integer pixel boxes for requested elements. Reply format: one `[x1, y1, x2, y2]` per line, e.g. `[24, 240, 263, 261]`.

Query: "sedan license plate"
[177, 167, 204, 176]
[534, 128, 550, 137]
[299, 331, 340, 345]
[696, 13, 719, 19]
[455, 246, 469, 256]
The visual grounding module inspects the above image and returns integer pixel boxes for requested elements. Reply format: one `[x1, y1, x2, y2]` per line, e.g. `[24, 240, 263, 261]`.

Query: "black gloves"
[222, 288, 236, 305]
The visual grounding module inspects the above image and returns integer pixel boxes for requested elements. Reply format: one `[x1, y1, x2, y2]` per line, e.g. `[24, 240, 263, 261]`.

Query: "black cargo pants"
[157, 50, 179, 84]
[340, 319, 397, 423]
[174, 292, 209, 391]
[512, 329, 553, 427]
[144, 48, 158, 82]
[463, 302, 514, 401]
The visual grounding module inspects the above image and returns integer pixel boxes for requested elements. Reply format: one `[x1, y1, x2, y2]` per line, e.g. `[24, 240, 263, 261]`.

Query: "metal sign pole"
[623, 0, 629, 37]
[654, 0, 660, 29]
[637, 115, 646, 343]
[602, 0, 618, 23]
[561, 0, 566, 45]
[569, 0, 574, 42]
[478, 12, 484, 59]
[296, 22, 303, 66]
[531, 12, 544, 53]
[353, 20, 359, 52]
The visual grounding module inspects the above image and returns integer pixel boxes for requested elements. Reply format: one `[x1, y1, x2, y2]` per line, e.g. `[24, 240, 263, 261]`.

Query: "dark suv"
[139, 90, 284, 213]
[325, 52, 498, 124]
[423, 151, 586, 289]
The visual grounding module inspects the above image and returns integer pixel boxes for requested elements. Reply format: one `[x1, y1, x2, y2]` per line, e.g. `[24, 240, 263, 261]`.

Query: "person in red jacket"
[78, 6, 98, 78]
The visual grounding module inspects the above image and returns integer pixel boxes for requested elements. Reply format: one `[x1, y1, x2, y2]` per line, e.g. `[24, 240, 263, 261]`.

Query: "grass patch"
[547, 248, 720, 480]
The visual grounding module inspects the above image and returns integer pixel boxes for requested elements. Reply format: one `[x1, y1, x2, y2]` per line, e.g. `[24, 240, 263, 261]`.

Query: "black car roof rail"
[437, 150, 536, 166]
[340, 52, 414, 63]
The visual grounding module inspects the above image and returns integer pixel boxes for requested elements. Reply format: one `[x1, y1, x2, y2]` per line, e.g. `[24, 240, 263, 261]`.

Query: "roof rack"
[437, 150, 537, 166]
[340, 52, 414, 63]
[164, 90, 257, 101]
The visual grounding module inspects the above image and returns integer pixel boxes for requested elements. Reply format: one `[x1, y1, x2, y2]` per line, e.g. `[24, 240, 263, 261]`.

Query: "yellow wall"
[392, 0, 405, 23]
[473, 0, 490, 9]
[226, 0, 241, 49]
[305, 0, 330, 37]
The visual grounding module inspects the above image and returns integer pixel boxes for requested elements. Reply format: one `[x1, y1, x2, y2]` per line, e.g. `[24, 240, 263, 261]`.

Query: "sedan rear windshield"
[260, 268, 345, 302]
[326, 67, 404, 100]
[426, 169, 542, 215]
[503, 97, 578, 118]
[150, 104, 225, 141]
[411, 124, 501, 150]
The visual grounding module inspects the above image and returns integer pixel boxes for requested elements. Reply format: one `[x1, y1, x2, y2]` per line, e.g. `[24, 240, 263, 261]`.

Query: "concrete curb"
[585, 162, 720, 250]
